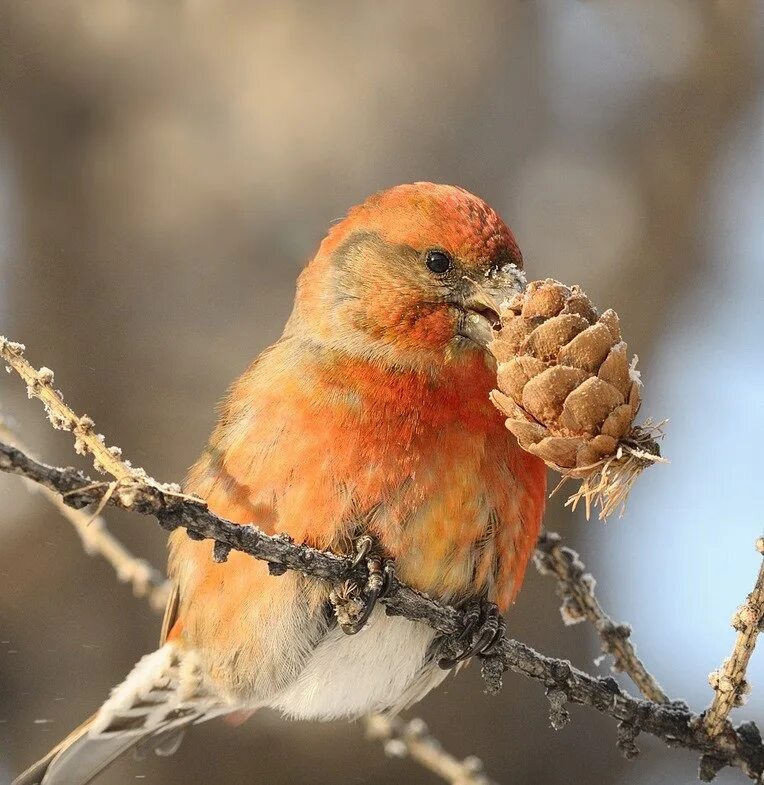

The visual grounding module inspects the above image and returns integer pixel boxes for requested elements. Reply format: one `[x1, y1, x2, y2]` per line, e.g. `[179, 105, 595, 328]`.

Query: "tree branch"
[534, 531, 669, 704]
[2, 440, 764, 780]
[703, 539, 764, 738]
[0, 417, 172, 612]
[364, 714, 496, 785]
[0, 437, 464, 630]
[0, 339, 144, 482]
[3, 335, 764, 782]
[0, 419, 479, 785]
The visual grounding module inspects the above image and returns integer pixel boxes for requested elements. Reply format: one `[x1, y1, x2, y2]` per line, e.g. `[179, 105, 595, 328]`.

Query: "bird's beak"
[458, 290, 502, 348]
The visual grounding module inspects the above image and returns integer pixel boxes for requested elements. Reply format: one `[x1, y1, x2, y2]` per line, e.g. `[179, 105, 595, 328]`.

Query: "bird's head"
[288, 182, 526, 372]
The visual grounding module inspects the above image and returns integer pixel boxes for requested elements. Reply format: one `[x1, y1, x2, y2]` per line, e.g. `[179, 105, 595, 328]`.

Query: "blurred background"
[1, 1, 763, 783]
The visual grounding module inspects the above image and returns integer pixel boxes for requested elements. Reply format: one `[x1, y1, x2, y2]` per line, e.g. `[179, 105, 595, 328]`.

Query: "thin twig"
[0, 417, 171, 612]
[534, 531, 669, 704]
[365, 714, 496, 785]
[703, 539, 764, 738]
[1, 338, 140, 482]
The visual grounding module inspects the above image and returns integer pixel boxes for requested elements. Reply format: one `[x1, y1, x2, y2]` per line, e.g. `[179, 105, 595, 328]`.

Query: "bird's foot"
[437, 598, 505, 669]
[330, 535, 395, 635]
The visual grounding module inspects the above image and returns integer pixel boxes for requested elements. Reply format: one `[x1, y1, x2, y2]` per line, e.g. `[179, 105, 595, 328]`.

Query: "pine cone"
[489, 279, 663, 518]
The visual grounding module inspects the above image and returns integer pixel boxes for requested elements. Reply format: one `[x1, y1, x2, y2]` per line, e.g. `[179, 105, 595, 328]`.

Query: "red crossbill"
[16, 183, 546, 785]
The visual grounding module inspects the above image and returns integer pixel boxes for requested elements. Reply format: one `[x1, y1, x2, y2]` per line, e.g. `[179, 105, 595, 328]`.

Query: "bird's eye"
[425, 249, 452, 274]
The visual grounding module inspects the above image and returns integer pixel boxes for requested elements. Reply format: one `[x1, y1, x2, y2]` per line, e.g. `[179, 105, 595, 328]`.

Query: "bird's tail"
[13, 643, 234, 785]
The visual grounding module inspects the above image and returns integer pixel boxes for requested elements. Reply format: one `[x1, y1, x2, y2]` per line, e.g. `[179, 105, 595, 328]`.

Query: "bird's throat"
[314, 346, 501, 434]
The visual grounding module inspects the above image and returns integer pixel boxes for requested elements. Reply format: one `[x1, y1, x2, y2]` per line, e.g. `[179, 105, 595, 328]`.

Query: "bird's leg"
[331, 535, 395, 635]
[437, 598, 506, 669]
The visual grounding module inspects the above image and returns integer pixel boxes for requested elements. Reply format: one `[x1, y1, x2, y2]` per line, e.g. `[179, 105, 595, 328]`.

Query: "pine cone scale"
[490, 278, 643, 474]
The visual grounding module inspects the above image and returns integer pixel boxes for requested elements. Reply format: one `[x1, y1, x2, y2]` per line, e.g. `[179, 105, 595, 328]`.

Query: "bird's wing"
[159, 581, 180, 646]
[12, 643, 235, 785]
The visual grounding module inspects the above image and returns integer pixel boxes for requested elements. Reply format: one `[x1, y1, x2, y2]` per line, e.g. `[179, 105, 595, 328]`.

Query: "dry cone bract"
[489, 279, 665, 519]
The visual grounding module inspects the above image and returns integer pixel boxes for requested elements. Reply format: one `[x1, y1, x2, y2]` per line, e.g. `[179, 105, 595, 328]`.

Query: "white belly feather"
[266, 607, 447, 720]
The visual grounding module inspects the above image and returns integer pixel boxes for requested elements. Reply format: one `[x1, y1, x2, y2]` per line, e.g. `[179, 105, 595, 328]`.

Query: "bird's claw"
[332, 536, 395, 635]
[437, 598, 505, 669]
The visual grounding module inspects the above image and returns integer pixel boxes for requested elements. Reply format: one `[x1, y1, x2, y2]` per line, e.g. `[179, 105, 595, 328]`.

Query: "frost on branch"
[0, 416, 171, 612]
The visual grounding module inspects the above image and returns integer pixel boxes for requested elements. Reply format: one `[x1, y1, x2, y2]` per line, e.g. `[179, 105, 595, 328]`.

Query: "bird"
[15, 182, 547, 785]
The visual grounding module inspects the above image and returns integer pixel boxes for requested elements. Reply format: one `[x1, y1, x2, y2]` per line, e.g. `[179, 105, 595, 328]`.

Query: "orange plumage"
[15, 183, 546, 785]
[168, 181, 546, 704]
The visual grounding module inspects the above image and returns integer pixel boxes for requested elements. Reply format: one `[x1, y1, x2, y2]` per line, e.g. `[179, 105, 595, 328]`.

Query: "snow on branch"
[2, 335, 764, 782]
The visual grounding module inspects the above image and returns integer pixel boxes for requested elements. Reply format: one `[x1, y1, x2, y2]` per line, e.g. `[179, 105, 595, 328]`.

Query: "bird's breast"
[183, 344, 546, 611]
[299, 354, 545, 607]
